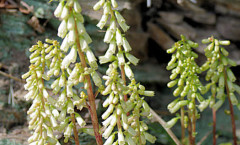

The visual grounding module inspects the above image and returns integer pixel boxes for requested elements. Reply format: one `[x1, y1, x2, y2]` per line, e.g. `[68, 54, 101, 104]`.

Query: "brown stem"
[197, 131, 211, 145]
[120, 65, 128, 102]
[223, 69, 237, 145]
[71, 113, 80, 145]
[136, 111, 142, 145]
[212, 108, 216, 145]
[72, 9, 103, 145]
[180, 107, 185, 144]
[188, 110, 193, 145]
[150, 108, 182, 145]
[0, 70, 25, 83]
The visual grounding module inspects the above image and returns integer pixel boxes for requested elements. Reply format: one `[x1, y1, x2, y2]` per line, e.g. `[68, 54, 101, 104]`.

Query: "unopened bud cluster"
[201, 37, 240, 111]
[166, 35, 203, 130]
[94, 0, 156, 144]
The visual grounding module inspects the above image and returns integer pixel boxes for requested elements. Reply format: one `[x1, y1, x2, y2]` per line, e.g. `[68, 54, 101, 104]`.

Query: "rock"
[217, 16, 240, 41]
[158, 11, 184, 24]
[80, 0, 131, 21]
[122, 8, 142, 31]
[215, 0, 240, 17]
[147, 22, 174, 50]
[157, 19, 197, 39]
[126, 31, 149, 60]
[184, 12, 216, 25]
[133, 62, 170, 83]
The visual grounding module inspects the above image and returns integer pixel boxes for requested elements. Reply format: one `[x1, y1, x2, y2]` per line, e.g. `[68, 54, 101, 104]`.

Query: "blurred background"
[0, 0, 240, 144]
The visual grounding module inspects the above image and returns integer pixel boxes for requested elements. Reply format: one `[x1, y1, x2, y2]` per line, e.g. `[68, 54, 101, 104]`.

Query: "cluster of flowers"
[23, 0, 156, 144]
[23, 0, 100, 144]
[94, 0, 156, 144]
[201, 37, 240, 110]
[166, 35, 240, 140]
[23, 40, 87, 145]
[166, 35, 203, 131]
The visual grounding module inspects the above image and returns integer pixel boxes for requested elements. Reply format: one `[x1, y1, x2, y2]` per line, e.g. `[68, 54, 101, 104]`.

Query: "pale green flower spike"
[201, 36, 239, 111]
[23, 0, 103, 144]
[94, 0, 156, 144]
[166, 35, 203, 138]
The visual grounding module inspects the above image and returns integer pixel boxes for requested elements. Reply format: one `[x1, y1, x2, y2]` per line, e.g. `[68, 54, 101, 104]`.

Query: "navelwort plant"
[166, 35, 203, 144]
[201, 36, 239, 145]
[22, 0, 156, 145]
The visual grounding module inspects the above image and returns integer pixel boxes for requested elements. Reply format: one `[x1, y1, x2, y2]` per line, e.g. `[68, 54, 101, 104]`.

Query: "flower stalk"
[201, 37, 239, 145]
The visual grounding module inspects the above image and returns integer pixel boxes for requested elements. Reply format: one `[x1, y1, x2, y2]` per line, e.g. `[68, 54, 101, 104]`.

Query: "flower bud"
[97, 14, 109, 29]
[227, 68, 236, 82]
[75, 113, 86, 127]
[198, 99, 210, 112]
[104, 28, 113, 43]
[124, 64, 134, 80]
[102, 104, 114, 120]
[144, 132, 156, 144]
[54, 2, 64, 18]
[118, 129, 125, 145]
[91, 71, 102, 87]
[207, 42, 214, 51]
[126, 53, 139, 66]
[102, 125, 114, 139]
[61, 6, 69, 20]
[117, 51, 125, 65]
[227, 79, 235, 92]
[109, 18, 116, 32]
[219, 40, 230, 45]
[86, 49, 97, 66]
[110, 112, 117, 127]
[50, 115, 58, 128]
[64, 123, 73, 138]
[67, 15, 75, 30]
[102, 114, 113, 127]
[68, 30, 76, 45]
[83, 31, 92, 44]
[170, 72, 178, 80]
[167, 47, 177, 54]
[93, 0, 105, 11]
[165, 117, 179, 128]
[221, 56, 228, 66]
[67, 100, 74, 113]
[234, 84, 240, 95]
[111, 0, 118, 8]
[122, 37, 132, 52]
[227, 58, 237, 67]
[116, 28, 122, 46]
[104, 134, 115, 145]
[58, 20, 67, 38]
[143, 90, 154, 97]
[230, 93, 238, 105]
[220, 47, 229, 56]
[213, 99, 224, 111]
[60, 36, 70, 52]
[73, 1, 82, 13]
[173, 87, 182, 97]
